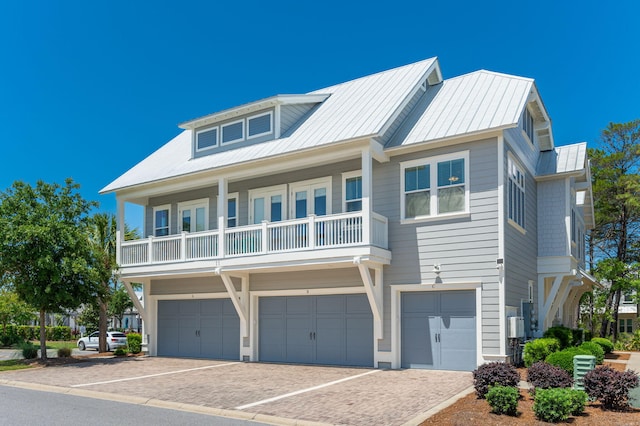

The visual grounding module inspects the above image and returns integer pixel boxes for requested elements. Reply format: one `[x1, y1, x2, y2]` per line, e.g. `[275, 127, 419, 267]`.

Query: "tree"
[0, 289, 35, 340]
[109, 283, 136, 329]
[0, 179, 103, 360]
[588, 119, 640, 339]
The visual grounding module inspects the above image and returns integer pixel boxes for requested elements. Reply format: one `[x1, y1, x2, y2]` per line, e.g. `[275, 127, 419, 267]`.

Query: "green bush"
[127, 333, 142, 354]
[523, 338, 560, 367]
[0, 332, 21, 347]
[533, 388, 574, 422]
[568, 389, 588, 416]
[486, 386, 519, 416]
[57, 347, 72, 358]
[591, 337, 613, 354]
[613, 330, 640, 351]
[113, 347, 128, 356]
[570, 328, 584, 346]
[579, 341, 605, 364]
[20, 341, 38, 359]
[543, 326, 573, 349]
[545, 347, 591, 376]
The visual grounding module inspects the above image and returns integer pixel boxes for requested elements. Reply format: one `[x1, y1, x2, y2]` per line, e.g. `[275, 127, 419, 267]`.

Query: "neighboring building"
[619, 292, 638, 334]
[101, 58, 596, 371]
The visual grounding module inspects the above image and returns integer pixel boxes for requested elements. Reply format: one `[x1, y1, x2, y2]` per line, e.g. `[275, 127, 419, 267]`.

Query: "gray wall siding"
[377, 138, 501, 354]
[504, 127, 539, 176]
[537, 179, 568, 257]
[250, 268, 363, 292]
[146, 187, 217, 237]
[280, 103, 319, 136]
[150, 276, 235, 295]
[504, 145, 538, 310]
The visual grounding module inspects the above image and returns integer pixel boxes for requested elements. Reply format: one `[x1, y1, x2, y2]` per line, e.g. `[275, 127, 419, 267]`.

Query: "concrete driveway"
[0, 357, 473, 425]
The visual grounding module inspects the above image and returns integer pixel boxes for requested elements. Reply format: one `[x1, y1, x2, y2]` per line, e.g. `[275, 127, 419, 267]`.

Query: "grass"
[27, 340, 76, 350]
[0, 359, 32, 372]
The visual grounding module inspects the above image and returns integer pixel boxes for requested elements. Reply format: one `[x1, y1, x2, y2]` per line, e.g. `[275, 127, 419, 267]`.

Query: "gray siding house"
[102, 58, 595, 371]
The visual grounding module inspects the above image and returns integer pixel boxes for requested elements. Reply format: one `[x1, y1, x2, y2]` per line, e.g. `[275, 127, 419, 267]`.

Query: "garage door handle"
[313, 332, 316, 340]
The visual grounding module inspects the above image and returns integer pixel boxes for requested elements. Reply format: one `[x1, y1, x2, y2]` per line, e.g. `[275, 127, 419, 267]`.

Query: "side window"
[508, 156, 526, 230]
[227, 195, 238, 228]
[343, 172, 362, 212]
[153, 205, 170, 236]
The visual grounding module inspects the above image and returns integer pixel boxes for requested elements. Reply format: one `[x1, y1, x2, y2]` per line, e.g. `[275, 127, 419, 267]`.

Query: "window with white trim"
[522, 107, 535, 143]
[508, 157, 525, 229]
[619, 318, 633, 333]
[342, 171, 362, 212]
[247, 112, 272, 139]
[290, 177, 332, 219]
[249, 185, 286, 224]
[153, 205, 170, 237]
[221, 120, 244, 144]
[401, 152, 468, 220]
[178, 199, 209, 233]
[227, 193, 238, 228]
[196, 127, 218, 151]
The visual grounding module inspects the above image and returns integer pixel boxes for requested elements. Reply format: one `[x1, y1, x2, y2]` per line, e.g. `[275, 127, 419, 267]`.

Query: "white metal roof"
[537, 142, 588, 176]
[386, 70, 533, 148]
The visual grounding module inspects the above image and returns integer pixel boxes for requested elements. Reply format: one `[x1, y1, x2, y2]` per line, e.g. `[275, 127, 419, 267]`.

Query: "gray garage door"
[259, 294, 373, 366]
[157, 299, 239, 360]
[401, 291, 476, 371]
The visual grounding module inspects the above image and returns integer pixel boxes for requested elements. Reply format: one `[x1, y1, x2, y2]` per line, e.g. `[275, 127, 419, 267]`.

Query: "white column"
[361, 148, 372, 244]
[116, 198, 125, 265]
[217, 178, 227, 258]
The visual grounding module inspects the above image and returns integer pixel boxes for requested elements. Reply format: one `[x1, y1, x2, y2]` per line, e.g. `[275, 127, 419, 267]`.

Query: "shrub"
[568, 389, 588, 416]
[579, 341, 604, 364]
[543, 326, 573, 349]
[545, 347, 591, 376]
[0, 332, 21, 347]
[533, 388, 574, 422]
[583, 365, 640, 410]
[20, 342, 38, 359]
[523, 338, 560, 367]
[113, 347, 128, 356]
[486, 386, 519, 416]
[614, 330, 640, 351]
[571, 328, 584, 346]
[57, 347, 72, 358]
[127, 333, 142, 354]
[527, 362, 573, 392]
[583, 330, 593, 342]
[472, 362, 520, 398]
[591, 337, 613, 354]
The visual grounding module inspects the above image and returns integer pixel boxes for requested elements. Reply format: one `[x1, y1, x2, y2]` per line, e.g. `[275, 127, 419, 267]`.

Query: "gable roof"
[101, 58, 439, 193]
[386, 70, 533, 148]
[537, 142, 588, 176]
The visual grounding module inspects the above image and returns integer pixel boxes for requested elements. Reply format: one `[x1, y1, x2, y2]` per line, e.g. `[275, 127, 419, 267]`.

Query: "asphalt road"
[0, 385, 268, 426]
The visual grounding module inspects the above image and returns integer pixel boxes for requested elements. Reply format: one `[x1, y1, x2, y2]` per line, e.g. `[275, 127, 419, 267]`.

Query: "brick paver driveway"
[0, 357, 473, 425]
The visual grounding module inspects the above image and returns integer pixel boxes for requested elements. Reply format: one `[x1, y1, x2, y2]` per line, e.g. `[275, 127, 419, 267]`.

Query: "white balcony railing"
[119, 211, 388, 267]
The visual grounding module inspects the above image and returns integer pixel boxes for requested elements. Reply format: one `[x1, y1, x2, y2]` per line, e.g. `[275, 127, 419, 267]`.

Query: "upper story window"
[508, 157, 526, 230]
[343, 171, 362, 212]
[247, 112, 272, 139]
[196, 128, 218, 151]
[153, 205, 170, 237]
[401, 152, 468, 221]
[249, 185, 286, 224]
[221, 120, 244, 144]
[290, 177, 331, 218]
[522, 107, 535, 143]
[178, 199, 208, 233]
[227, 193, 238, 227]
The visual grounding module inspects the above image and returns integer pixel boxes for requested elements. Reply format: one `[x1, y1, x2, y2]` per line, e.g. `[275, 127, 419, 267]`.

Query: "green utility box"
[573, 355, 596, 390]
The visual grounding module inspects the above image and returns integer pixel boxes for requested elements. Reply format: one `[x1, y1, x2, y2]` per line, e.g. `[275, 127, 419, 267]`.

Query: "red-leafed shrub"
[527, 362, 573, 393]
[583, 366, 639, 410]
[473, 362, 520, 399]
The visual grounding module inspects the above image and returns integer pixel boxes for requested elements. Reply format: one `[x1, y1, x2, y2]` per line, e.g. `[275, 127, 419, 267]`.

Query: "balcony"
[119, 211, 389, 268]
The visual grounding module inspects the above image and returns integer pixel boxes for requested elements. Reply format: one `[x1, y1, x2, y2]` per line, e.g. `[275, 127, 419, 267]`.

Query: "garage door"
[401, 291, 476, 371]
[259, 294, 373, 366]
[157, 299, 239, 360]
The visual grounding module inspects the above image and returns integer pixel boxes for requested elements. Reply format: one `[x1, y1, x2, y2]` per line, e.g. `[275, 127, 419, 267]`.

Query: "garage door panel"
[316, 295, 344, 314]
[401, 315, 437, 368]
[316, 317, 345, 365]
[403, 292, 438, 314]
[286, 316, 313, 363]
[440, 292, 476, 314]
[346, 294, 373, 314]
[345, 317, 374, 366]
[259, 317, 285, 362]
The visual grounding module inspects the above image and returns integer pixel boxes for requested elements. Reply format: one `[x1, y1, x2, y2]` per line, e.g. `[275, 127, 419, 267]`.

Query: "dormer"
[521, 88, 553, 151]
[179, 94, 330, 159]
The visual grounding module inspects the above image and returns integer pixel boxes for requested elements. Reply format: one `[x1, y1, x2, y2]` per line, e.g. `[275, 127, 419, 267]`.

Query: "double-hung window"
[153, 205, 171, 237]
[227, 193, 238, 227]
[508, 156, 526, 230]
[343, 171, 362, 212]
[401, 152, 468, 220]
[178, 199, 208, 233]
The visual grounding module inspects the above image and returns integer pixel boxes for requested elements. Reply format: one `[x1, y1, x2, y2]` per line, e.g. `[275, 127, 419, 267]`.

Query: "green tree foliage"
[588, 119, 640, 339]
[77, 302, 100, 333]
[109, 283, 135, 329]
[0, 289, 35, 338]
[0, 179, 103, 360]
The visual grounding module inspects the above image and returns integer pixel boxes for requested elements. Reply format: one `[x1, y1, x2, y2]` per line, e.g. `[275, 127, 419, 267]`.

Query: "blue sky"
[1, 1, 638, 231]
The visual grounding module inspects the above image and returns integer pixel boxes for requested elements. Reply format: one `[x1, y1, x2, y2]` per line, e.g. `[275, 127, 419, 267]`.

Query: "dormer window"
[248, 112, 272, 138]
[221, 120, 244, 144]
[522, 107, 535, 143]
[196, 127, 218, 152]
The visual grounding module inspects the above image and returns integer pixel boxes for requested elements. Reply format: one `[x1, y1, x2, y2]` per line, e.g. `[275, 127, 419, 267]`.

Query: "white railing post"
[361, 148, 372, 245]
[180, 232, 187, 261]
[148, 236, 154, 263]
[261, 221, 268, 254]
[218, 177, 227, 259]
[116, 230, 121, 266]
[309, 215, 316, 249]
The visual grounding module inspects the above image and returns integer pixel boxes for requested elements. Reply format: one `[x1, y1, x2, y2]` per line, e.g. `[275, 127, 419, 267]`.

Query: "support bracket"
[215, 268, 249, 337]
[355, 258, 383, 339]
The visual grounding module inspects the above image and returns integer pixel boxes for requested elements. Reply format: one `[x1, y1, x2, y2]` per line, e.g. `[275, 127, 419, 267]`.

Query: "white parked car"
[77, 331, 127, 351]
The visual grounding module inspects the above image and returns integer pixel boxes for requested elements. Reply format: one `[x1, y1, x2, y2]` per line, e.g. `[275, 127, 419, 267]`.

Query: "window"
[343, 172, 362, 212]
[508, 157, 525, 229]
[522, 107, 535, 143]
[247, 112, 272, 139]
[178, 199, 208, 233]
[196, 127, 218, 151]
[401, 152, 468, 220]
[153, 205, 170, 237]
[221, 120, 244, 144]
[619, 319, 633, 334]
[290, 177, 332, 218]
[227, 194, 238, 228]
[249, 185, 287, 224]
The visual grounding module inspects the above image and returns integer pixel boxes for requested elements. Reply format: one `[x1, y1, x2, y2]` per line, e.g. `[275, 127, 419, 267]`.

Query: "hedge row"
[0, 325, 72, 341]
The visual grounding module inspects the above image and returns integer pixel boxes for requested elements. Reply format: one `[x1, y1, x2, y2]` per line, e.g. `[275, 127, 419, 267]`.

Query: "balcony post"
[180, 232, 187, 261]
[217, 177, 227, 258]
[361, 148, 372, 244]
[148, 236, 154, 263]
[261, 221, 268, 253]
[116, 198, 125, 265]
[308, 215, 316, 249]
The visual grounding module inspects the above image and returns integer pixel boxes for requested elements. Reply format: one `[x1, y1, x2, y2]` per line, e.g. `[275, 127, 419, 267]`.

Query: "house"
[101, 57, 596, 371]
[619, 292, 638, 334]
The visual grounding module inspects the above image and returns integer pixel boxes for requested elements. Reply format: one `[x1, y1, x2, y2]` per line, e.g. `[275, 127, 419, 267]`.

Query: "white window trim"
[248, 184, 288, 224]
[342, 170, 362, 213]
[177, 198, 209, 233]
[152, 204, 171, 237]
[221, 119, 245, 145]
[226, 192, 239, 228]
[521, 106, 535, 145]
[195, 126, 219, 152]
[247, 111, 273, 140]
[400, 151, 470, 223]
[507, 154, 526, 234]
[289, 176, 333, 218]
